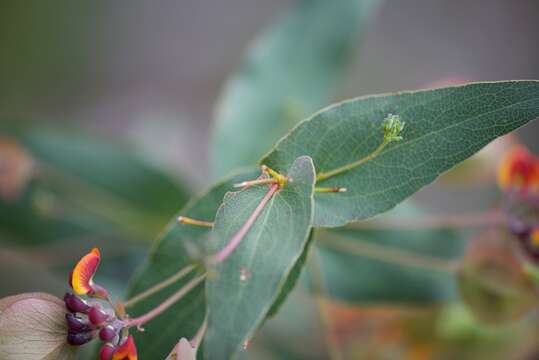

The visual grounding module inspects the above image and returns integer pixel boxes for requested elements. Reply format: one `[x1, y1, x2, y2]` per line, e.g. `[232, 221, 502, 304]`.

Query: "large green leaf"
[314, 202, 466, 304]
[261, 81, 539, 227]
[210, 0, 379, 178]
[0, 125, 189, 244]
[204, 156, 315, 359]
[127, 168, 258, 360]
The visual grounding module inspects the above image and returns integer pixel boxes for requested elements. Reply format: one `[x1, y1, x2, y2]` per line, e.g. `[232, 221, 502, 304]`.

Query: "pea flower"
[111, 335, 138, 360]
[70, 247, 109, 299]
[497, 145, 539, 194]
[65, 248, 138, 360]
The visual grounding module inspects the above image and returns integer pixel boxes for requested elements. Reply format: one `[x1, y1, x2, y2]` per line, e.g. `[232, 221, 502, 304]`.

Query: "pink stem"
[211, 183, 280, 264]
[127, 273, 206, 329]
[190, 314, 208, 348]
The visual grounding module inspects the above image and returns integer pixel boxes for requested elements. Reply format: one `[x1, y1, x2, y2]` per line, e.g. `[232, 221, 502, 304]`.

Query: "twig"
[125, 265, 196, 308]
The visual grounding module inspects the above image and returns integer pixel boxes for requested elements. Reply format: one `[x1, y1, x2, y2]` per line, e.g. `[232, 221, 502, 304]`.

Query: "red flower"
[70, 248, 108, 298]
[112, 335, 138, 360]
[497, 146, 539, 194]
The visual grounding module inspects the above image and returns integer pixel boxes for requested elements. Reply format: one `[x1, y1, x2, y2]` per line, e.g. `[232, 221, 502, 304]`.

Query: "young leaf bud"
[382, 113, 405, 143]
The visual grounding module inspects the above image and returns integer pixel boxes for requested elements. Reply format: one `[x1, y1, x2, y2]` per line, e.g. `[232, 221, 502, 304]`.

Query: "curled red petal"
[112, 335, 138, 360]
[497, 146, 539, 193]
[71, 248, 101, 296]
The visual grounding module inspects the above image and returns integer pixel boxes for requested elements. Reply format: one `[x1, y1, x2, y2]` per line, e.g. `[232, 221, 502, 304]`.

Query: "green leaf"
[266, 231, 312, 318]
[127, 168, 259, 360]
[210, 0, 379, 178]
[261, 81, 539, 227]
[314, 202, 467, 304]
[204, 156, 315, 359]
[0, 125, 190, 244]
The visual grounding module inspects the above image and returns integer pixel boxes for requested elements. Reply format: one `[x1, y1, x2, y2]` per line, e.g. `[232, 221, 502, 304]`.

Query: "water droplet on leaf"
[239, 267, 251, 282]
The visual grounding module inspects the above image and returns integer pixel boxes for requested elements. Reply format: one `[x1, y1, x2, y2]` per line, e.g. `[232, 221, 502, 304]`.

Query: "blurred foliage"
[211, 0, 379, 178]
[314, 202, 466, 305]
[0, 123, 190, 246]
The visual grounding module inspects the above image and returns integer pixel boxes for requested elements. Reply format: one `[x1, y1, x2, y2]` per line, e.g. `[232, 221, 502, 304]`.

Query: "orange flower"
[112, 335, 138, 360]
[497, 146, 539, 193]
[70, 248, 108, 298]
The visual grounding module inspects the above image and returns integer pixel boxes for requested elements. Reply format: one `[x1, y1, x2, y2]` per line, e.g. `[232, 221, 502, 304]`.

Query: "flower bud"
[64, 293, 90, 314]
[65, 313, 92, 333]
[99, 325, 117, 342]
[67, 331, 94, 346]
[100, 343, 116, 360]
[89, 306, 109, 326]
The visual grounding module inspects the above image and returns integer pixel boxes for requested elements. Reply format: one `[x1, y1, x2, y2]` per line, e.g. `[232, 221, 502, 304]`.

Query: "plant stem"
[127, 273, 206, 329]
[124, 265, 196, 308]
[177, 216, 214, 228]
[347, 209, 507, 230]
[316, 140, 389, 182]
[210, 183, 280, 264]
[315, 187, 347, 193]
[318, 233, 459, 273]
[191, 314, 208, 348]
[234, 178, 278, 188]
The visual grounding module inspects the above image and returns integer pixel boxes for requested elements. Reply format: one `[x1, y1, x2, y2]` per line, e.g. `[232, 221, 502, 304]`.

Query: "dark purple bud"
[64, 293, 90, 314]
[67, 331, 94, 346]
[509, 219, 531, 240]
[99, 343, 116, 360]
[99, 326, 117, 342]
[89, 306, 108, 326]
[65, 313, 92, 333]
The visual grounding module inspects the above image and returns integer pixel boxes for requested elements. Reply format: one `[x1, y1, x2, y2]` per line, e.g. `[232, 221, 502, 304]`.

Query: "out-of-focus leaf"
[314, 203, 466, 304]
[0, 249, 65, 297]
[458, 227, 539, 324]
[261, 81, 539, 227]
[127, 168, 258, 360]
[0, 293, 76, 360]
[204, 156, 315, 359]
[211, 0, 379, 178]
[0, 125, 190, 244]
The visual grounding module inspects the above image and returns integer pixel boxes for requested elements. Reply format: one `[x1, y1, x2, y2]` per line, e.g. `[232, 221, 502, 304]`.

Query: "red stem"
[211, 183, 280, 264]
[127, 274, 206, 329]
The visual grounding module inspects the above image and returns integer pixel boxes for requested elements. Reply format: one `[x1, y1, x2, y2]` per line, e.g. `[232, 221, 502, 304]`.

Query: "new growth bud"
[382, 113, 405, 143]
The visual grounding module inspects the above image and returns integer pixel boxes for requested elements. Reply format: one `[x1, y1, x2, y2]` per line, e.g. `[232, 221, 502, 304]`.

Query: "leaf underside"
[127, 168, 259, 360]
[204, 156, 315, 359]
